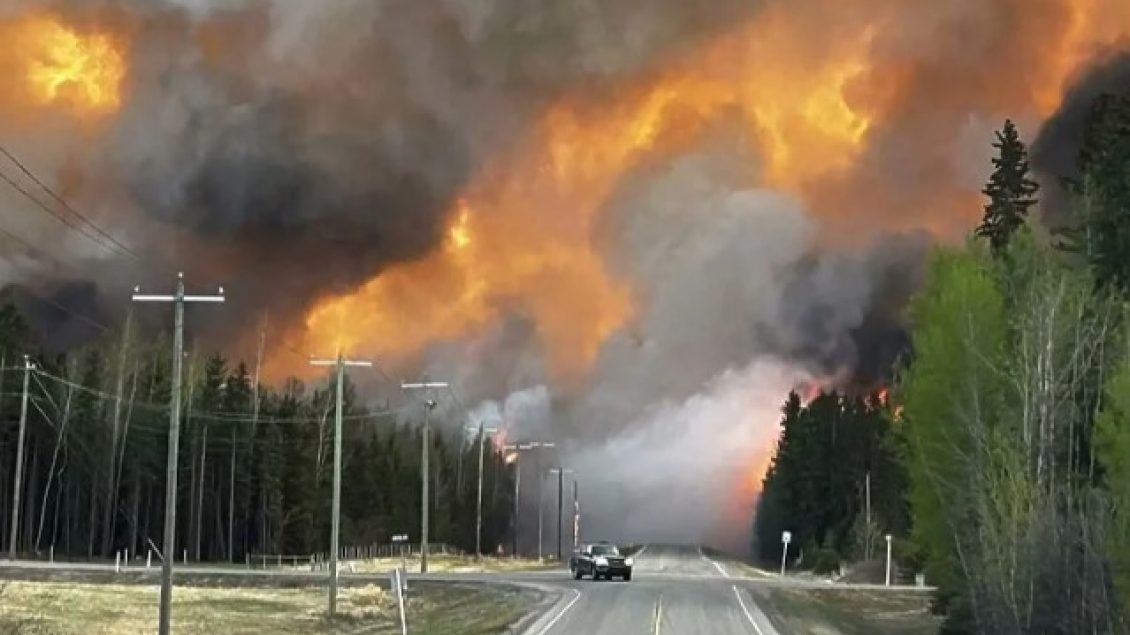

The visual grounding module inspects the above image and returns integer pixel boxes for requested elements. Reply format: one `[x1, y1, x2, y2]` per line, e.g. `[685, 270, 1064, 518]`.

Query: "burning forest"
[1, 0, 1130, 555]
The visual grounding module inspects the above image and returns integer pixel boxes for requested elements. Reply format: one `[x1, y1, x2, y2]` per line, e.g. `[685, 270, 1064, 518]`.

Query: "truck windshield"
[591, 545, 620, 556]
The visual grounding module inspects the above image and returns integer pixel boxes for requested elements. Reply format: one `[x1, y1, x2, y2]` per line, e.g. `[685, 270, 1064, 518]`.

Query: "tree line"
[753, 390, 906, 573]
[0, 316, 516, 562]
[754, 93, 1130, 634]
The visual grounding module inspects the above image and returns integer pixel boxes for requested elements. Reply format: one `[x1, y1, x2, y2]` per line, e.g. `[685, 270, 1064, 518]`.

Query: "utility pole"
[504, 445, 523, 557]
[546, 468, 573, 561]
[310, 353, 372, 617]
[471, 422, 498, 559]
[502, 442, 553, 557]
[251, 316, 267, 554]
[885, 534, 893, 586]
[7, 355, 34, 560]
[865, 471, 872, 561]
[402, 380, 448, 574]
[533, 443, 554, 561]
[572, 478, 580, 551]
[133, 273, 224, 635]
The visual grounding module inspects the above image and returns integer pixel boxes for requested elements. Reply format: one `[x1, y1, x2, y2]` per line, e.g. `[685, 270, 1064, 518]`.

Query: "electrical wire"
[0, 228, 112, 333]
[32, 368, 416, 425]
[0, 144, 140, 260]
[0, 169, 127, 259]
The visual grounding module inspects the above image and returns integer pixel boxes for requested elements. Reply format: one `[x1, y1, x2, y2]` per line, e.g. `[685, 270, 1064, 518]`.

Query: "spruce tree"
[976, 119, 1039, 254]
[1061, 94, 1130, 294]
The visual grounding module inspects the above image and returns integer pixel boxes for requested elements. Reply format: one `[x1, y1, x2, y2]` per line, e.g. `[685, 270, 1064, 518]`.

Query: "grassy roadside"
[348, 553, 560, 574]
[752, 586, 940, 635]
[0, 579, 537, 634]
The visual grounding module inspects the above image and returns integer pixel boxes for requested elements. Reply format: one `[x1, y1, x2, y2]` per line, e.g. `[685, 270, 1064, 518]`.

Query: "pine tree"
[976, 119, 1039, 254]
[1059, 94, 1130, 294]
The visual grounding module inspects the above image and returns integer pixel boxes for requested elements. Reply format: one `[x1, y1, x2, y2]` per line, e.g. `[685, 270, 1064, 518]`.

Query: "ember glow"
[0, 13, 125, 116]
[6, 0, 1130, 552]
[286, 12, 881, 375]
[287, 0, 1130, 382]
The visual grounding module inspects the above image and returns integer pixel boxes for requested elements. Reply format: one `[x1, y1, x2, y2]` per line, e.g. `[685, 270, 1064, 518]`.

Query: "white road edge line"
[635, 544, 649, 559]
[699, 546, 729, 578]
[653, 594, 663, 635]
[731, 584, 766, 635]
[534, 588, 582, 635]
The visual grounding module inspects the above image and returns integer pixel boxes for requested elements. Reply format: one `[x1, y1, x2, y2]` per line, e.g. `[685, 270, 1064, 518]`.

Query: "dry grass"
[754, 586, 940, 635]
[347, 554, 557, 574]
[0, 579, 535, 635]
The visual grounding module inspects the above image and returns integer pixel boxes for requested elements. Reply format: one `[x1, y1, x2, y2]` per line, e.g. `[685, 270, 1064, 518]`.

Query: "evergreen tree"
[975, 119, 1039, 254]
[1059, 94, 1130, 294]
[753, 389, 903, 566]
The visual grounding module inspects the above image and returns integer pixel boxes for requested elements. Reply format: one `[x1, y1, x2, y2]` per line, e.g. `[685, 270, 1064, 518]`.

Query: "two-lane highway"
[520, 544, 780, 635]
[0, 544, 787, 633]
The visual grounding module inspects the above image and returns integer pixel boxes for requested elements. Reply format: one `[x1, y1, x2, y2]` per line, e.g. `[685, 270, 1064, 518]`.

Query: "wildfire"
[284, 15, 881, 376]
[0, 13, 125, 116]
[280, 1, 1130, 383]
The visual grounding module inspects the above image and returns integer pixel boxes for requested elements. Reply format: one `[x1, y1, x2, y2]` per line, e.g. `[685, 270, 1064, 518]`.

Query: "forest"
[754, 93, 1130, 633]
[0, 317, 516, 563]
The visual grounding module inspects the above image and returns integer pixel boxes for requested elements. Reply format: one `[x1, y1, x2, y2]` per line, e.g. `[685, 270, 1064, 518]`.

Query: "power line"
[0, 236, 111, 334]
[0, 168, 126, 259]
[32, 368, 415, 424]
[0, 144, 140, 260]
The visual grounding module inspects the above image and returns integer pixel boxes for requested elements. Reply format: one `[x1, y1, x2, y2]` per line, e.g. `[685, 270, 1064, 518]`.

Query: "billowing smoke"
[2, 0, 1129, 553]
[1031, 52, 1130, 225]
[465, 152, 925, 551]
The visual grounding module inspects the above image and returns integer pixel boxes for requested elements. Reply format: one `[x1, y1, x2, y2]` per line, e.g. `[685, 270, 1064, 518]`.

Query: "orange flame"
[283, 2, 1130, 381]
[283, 15, 879, 377]
[0, 13, 125, 117]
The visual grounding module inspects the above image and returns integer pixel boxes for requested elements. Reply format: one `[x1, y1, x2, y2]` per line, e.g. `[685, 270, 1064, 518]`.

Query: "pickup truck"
[570, 542, 633, 581]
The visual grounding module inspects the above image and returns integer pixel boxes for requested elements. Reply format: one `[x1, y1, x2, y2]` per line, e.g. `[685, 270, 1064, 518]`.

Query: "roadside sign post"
[780, 531, 792, 577]
[392, 534, 409, 591]
[391, 568, 408, 635]
[885, 534, 893, 586]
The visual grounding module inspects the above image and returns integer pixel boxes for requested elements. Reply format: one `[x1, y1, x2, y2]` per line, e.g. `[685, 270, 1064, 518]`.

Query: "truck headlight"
[595, 557, 609, 567]
[625, 558, 634, 567]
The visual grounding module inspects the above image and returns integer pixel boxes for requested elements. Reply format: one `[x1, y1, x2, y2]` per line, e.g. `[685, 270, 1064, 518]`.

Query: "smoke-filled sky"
[1, 0, 1129, 552]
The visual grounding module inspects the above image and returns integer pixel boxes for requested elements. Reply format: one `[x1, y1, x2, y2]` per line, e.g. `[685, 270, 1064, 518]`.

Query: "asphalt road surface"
[517, 544, 781, 635]
[3, 544, 930, 633]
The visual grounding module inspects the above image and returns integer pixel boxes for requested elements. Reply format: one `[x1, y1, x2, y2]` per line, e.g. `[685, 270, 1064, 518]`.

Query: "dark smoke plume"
[1031, 51, 1130, 225]
[0, 0, 765, 350]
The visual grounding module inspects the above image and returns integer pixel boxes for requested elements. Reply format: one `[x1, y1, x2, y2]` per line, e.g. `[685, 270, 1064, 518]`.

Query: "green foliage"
[811, 547, 841, 575]
[975, 119, 1039, 254]
[0, 304, 515, 562]
[900, 244, 1008, 609]
[1095, 323, 1130, 611]
[1058, 94, 1130, 295]
[902, 232, 1122, 632]
[754, 390, 905, 565]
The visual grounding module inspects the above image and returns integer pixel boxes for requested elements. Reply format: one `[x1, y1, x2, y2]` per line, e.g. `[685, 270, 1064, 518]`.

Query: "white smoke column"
[464, 385, 553, 441]
[563, 357, 808, 553]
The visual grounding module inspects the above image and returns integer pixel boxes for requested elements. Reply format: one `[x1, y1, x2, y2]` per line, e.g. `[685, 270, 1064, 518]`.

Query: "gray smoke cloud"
[6, 0, 1066, 555]
[1031, 52, 1130, 226]
[0, 0, 762, 342]
[448, 149, 927, 553]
